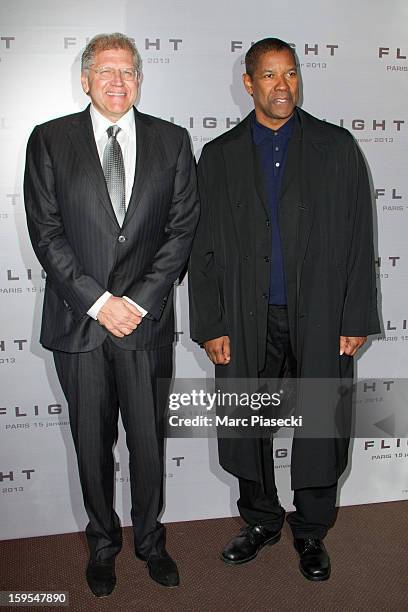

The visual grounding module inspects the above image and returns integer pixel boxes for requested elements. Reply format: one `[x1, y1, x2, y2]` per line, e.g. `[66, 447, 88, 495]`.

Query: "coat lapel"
[222, 112, 268, 218]
[280, 109, 327, 298]
[278, 113, 314, 299]
[279, 108, 331, 355]
[277, 115, 302, 350]
[67, 107, 119, 227]
[297, 109, 329, 292]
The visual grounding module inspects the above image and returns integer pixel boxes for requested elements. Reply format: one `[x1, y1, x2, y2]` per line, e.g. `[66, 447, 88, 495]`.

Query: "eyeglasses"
[91, 66, 138, 81]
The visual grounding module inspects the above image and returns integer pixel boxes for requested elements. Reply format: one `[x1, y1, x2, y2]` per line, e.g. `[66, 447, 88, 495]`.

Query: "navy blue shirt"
[252, 114, 294, 305]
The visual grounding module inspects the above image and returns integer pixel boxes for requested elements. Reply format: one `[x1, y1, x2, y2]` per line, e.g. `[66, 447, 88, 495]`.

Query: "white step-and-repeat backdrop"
[1, 0, 407, 539]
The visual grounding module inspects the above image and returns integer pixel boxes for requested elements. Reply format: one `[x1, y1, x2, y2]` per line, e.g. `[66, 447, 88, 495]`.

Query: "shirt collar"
[90, 104, 135, 139]
[252, 112, 295, 146]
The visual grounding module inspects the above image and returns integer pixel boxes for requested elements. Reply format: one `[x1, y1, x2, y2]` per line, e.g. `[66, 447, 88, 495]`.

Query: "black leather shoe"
[86, 559, 116, 597]
[294, 538, 331, 581]
[221, 525, 281, 565]
[147, 551, 180, 587]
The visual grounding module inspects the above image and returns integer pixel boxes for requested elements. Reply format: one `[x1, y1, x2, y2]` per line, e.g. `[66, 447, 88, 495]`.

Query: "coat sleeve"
[24, 126, 106, 320]
[340, 137, 381, 337]
[125, 128, 199, 321]
[188, 146, 229, 344]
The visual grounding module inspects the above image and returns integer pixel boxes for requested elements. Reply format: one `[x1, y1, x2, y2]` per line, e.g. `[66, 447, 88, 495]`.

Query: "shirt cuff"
[123, 296, 148, 317]
[87, 291, 112, 320]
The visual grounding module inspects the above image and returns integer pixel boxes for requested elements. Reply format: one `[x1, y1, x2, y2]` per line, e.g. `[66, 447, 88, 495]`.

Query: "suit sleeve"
[124, 128, 199, 320]
[24, 126, 106, 320]
[340, 137, 381, 337]
[188, 146, 229, 344]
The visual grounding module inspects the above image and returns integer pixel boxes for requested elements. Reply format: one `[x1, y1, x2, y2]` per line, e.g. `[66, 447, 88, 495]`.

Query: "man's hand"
[339, 335, 367, 357]
[203, 336, 231, 365]
[97, 296, 142, 338]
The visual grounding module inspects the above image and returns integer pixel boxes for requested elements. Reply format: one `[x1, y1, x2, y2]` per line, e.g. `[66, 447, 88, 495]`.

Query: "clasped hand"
[97, 296, 142, 338]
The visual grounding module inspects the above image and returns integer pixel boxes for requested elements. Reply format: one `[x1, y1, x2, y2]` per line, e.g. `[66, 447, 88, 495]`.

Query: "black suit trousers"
[54, 338, 172, 561]
[237, 305, 338, 538]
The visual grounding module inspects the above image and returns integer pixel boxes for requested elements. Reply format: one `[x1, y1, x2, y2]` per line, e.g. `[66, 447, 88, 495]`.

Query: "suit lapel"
[67, 107, 119, 228]
[67, 106, 161, 230]
[123, 109, 159, 227]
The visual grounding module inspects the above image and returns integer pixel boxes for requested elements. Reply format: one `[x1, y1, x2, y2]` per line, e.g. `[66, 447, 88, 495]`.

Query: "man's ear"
[242, 73, 253, 96]
[81, 71, 90, 95]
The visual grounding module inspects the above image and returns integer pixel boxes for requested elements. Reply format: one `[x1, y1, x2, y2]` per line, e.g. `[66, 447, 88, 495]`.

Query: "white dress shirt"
[86, 104, 147, 319]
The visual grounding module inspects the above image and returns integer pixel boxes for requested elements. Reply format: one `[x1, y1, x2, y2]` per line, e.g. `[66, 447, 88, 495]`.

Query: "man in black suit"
[189, 38, 379, 581]
[24, 32, 198, 595]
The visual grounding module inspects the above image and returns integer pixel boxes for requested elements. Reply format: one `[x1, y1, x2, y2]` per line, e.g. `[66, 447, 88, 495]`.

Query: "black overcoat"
[189, 108, 380, 489]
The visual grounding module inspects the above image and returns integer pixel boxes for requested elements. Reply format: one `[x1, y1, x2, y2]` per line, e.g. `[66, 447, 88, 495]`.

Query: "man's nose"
[111, 69, 125, 84]
[275, 75, 289, 89]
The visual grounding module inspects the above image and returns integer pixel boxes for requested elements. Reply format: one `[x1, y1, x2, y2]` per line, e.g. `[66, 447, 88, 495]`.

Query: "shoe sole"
[299, 563, 331, 582]
[87, 584, 116, 598]
[149, 576, 180, 588]
[90, 590, 115, 598]
[220, 532, 281, 566]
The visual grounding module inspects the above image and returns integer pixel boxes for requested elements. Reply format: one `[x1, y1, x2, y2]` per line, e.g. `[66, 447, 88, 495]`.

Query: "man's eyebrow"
[260, 66, 297, 73]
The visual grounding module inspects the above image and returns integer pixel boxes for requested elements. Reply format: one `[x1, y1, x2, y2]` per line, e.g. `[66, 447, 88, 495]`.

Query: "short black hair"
[245, 37, 296, 77]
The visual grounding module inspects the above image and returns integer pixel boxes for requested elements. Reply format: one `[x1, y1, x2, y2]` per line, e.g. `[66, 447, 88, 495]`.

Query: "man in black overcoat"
[24, 33, 198, 594]
[189, 38, 380, 581]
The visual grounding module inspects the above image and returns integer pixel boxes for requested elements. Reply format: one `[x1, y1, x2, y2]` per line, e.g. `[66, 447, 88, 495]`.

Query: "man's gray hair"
[81, 32, 142, 74]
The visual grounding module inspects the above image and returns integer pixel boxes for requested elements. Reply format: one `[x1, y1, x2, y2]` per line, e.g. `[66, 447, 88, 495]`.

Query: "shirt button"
[275, 147, 279, 151]
[273, 132, 277, 137]
[118, 235, 126, 243]
[264, 256, 270, 262]
[275, 162, 280, 168]
[266, 220, 270, 227]
[249, 311, 254, 316]
[262, 293, 268, 299]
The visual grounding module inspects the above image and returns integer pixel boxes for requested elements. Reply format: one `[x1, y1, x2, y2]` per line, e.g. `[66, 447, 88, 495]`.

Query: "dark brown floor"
[1, 501, 407, 611]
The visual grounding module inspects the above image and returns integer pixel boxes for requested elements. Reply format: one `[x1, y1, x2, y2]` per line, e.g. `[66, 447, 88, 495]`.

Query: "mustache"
[270, 95, 294, 101]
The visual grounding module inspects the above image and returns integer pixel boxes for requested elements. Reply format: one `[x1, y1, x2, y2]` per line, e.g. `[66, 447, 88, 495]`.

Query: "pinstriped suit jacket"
[24, 106, 199, 353]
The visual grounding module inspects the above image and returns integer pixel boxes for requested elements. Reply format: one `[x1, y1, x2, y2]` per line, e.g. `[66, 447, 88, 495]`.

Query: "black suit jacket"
[24, 106, 199, 352]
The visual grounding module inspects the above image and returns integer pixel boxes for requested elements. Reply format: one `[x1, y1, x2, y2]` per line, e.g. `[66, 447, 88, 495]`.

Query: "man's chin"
[272, 105, 295, 118]
[104, 105, 132, 120]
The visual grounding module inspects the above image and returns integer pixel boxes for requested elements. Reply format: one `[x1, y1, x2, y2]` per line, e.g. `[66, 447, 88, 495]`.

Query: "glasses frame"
[90, 65, 138, 81]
